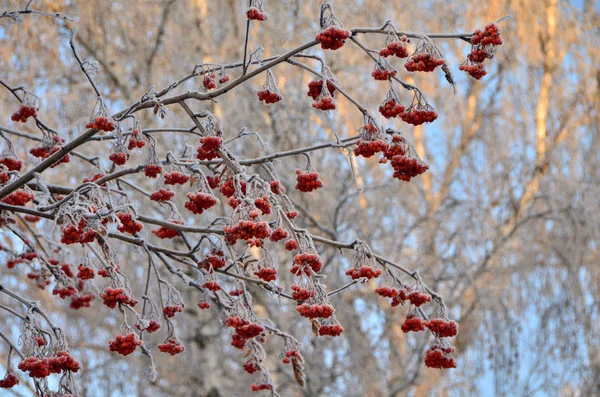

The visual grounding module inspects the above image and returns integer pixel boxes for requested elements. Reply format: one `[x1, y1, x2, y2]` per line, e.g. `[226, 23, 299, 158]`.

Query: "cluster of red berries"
[1, 189, 34, 206]
[6, 258, 22, 269]
[199, 249, 226, 270]
[388, 155, 429, 182]
[0, 371, 18, 388]
[0, 171, 10, 184]
[247, 7, 267, 21]
[149, 188, 174, 202]
[399, 107, 438, 126]
[295, 170, 323, 192]
[101, 287, 138, 309]
[116, 213, 143, 234]
[83, 173, 105, 184]
[128, 130, 145, 150]
[18, 351, 80, 378]
[251, 384, 273, 392]
[372, 67, 397, 81]
[316, 26, 351, 50]
[401, 314, 427, 333]
[407, 290, 432, 307]
[379, 98, 405, 119]
[86, 117, 115, 132]
[163, 304, 184, 318]
[282, 349, 301, 364]
[424, 345, 457, 369]
[426, 318, 458, 337]
[257, 89, 282, 104]
[152, 223, 181, 239]
[60, 220, 96, 245]
[285, 239, 299, 251]
[269, 227, 288, 242]
[145, 320, 162, 333]
[226, 316, 265, 349]
[297, 303, 334, 319]
[197, 136, 222, 160]
[144, 164, 162, 178]
[243, 361, 259, 374]
[219, 74, 230, 84]
[345, 265, 382, 280]
[307, 79, 336, 100]
[70, 293, 95, 309]
[375, 286, 400, 298]
[109, 333, 142, 356]
[319, 323, 344, 337]
[198, 301, 211, 310]
[109, 152, 128, 166]
[158, 338, 185, 355]
[380, 38, 409, 58]
[185, 192, 217, 215]
[202, 281, 221, 291]
[24, 215, 40, 223]
[224, 220, 271, 245]
[203, 73, 216, 90]
[164, 171, 190, 185]
[472, 24, 502, 47]
[269, 180, 284, 194]
[404, 53, 445, 72]
[255, 267, 277, 282]
[286, 210, 298, 220]
[219, 179, 246, 198]
[30, 145, 70, 168]
[459, 63, 487, 80]
[52, 286, 76, 299]
[11, 105, 37, 122]
[291, 252, 323, 275]
[49, 259, 74, 278]
[20, 251, 38, 261]
[0, 156, 22, 171]
[312, 96, 336, 111]
[291, 284, 313, 301]
[254, 196, 271, 215]
[354, 139, 389, 158]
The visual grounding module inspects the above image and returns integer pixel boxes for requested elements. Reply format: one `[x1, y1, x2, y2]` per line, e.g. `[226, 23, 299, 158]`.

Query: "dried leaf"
[291, 357, 305, 388]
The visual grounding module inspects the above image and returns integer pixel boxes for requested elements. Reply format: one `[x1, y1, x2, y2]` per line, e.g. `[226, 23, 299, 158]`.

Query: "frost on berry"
[11, 104, 37, 123]
[0, 370, 19, 388]
[460, 24, 502, 80]
[346, 241, 383, 281]
[378, 87, 405, 119]
[257, 70, 282, 104]
[316, 2, 350, 50]
[354, 115, 389, 158]
[404, 38, 446, 72]
[379, 24, 409, 59]
[372, 58, 397, 81]
[109, 332, 142, 356]
[246, 0, 268, 21]
[295, 169, 323, 192]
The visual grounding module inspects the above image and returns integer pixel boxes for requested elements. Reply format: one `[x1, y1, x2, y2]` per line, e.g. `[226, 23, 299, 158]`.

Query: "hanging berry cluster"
[11, 104, 37, 122]
[460, 24, 503, 80]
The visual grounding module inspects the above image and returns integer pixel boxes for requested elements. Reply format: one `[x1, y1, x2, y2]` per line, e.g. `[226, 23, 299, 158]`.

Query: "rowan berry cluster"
[389, 155, 429, 182]
[203, 73, 216, 90]
[269, 227, 288, 242]
[282, 349, 301, 364]
[251, 383, 273, 392]
[424, 345, 457, 369]
[70, 293, 95, 309]
[375, 286, 400, 298]
[355, 137, 389, 158]
[11, 105, 37, 122]
[291, 284, 314, 301]
[459, 63, 487, 80]
[219, 179, 246, 198]
[18, 351, 80, 378]
[0, 172, 10, 184]
[316, 26, 351, 50]
[108, 333, 142, 356]
[254, 196, 271, 215]
[145, 320, 162, 333]
[199, 249, 226, 270]
[295, 170, 323, 192]
[257, 89, 282, 104]
[202, 281, 221, 291]
[269, 180, 284, 194]
[345, 265, 382, 280]
[52, 286, 76, 299]
[255, 267, 277, 282]
[407, 290, 432, 307]
[83, 173, 105, 184]
[101, 287, 138, 309]
[296, 303, 334, 319]
[379, 98, 405, 119]
[0, 156, 22, 171]
[307, 79, 336, 100]
[127, 130, 145, 150]
[1, 189, 34, 206]
[318, 323, 344, 336]
[0, 371, 18, 388]
[224, 220, 271, 245]
[285, 239, 299, 251]
[198, 301, 211, 310]
[163, 304, 184, 318]
[86, 117, 115, 132]
[401, 314, 427, 333]
[150, 188, 174, 202]
[164, 171, 190, 185]
[151, 222, 181, 239]
[144, 164, 162, 178]
[116, 213, 143, 234]
[24, 215, 40, 223]
[60, 219, 96, 245]
[247, 7, 267, 21]
[196, 136, 222, 160]
[400, 106, 438, 126]
[380, 38, 409, 58]
[404, 53, 446, 72]
[76, 265, 94, 280]
[243, 361, 259, 374]
[472, 24, 502, 47]
[372, 65, 396, 80]
[312, 96, 336, 111]
[158, 338, 185, 355]
[225, 316, 265, 349]
[291, 252, 323, 275]
[109, 152, 128, 166]
[426, 318, 458, 337]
